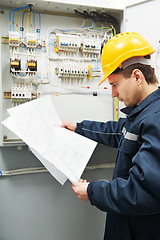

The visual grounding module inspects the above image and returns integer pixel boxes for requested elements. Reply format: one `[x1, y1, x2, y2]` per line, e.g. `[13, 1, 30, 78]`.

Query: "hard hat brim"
[98, 74, 108, 86]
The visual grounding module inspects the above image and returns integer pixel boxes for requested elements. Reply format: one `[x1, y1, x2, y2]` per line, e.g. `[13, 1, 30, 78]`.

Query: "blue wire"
[32, 10, 36, 33]
[12, 5, 29, 31]
[9, 9, 14, 31]
[33, 11, 41, 32]
[92, 54, 100, 70]
[82, 20, 96, 29]
[49, 20, 96, 33]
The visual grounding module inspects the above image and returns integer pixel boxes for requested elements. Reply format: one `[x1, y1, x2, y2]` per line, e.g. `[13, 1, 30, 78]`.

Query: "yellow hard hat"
[99, 32, 156, 86]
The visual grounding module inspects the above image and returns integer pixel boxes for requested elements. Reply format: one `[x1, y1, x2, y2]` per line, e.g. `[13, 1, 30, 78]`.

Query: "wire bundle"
[9, 4, 41, 36]
[74, 10, 120, 34]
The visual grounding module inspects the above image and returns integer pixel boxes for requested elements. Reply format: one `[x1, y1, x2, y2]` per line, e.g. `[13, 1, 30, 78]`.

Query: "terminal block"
[11, 86, 37, 103]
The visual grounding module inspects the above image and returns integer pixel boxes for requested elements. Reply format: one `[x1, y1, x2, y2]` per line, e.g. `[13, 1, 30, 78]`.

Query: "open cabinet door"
[126, 0, 160, 48]
[126, 0, 160, 81]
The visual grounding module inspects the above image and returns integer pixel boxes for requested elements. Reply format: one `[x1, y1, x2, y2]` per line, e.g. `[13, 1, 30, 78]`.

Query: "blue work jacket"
[75, 88, 160, 240]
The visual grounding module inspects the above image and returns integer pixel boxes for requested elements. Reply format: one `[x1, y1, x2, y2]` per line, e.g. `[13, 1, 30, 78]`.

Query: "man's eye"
[113, 84, 118, 87]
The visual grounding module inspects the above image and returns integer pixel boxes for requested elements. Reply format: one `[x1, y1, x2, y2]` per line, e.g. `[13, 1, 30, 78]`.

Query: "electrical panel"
[0, 3, 123, 146]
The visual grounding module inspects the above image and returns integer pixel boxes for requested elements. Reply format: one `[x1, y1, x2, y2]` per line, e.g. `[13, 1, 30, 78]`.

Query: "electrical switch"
[10, 58, 21, 73]
[27, 60, 37, 72]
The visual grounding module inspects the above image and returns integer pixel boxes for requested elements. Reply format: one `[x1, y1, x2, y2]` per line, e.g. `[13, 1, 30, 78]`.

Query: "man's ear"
[132, 69, 143, 85]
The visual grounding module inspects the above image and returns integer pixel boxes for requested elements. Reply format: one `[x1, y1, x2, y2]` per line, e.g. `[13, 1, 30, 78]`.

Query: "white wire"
[48, 56, 100, 61]
[11, 72, 35, 80]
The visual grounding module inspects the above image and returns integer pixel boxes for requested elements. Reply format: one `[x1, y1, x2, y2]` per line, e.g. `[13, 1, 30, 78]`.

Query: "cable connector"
[93, 91, 97, 96]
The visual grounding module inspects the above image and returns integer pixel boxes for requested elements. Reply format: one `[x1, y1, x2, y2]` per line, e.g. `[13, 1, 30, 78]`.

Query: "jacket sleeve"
[75, 118, 126, 148]
[87, 112, 160, 215]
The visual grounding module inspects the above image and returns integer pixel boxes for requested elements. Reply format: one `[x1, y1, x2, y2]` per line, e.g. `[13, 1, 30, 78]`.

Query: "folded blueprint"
[2, 96, 97, 185]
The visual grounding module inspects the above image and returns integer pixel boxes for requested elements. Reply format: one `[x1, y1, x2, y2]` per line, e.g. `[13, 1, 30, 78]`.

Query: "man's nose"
[112, 87, 118, 98]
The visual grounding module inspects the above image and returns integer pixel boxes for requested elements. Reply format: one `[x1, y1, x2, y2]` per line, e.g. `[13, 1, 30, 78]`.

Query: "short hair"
[112, 56, 159, 84]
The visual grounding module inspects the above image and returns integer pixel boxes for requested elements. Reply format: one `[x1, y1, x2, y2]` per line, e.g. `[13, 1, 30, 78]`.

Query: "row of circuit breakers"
[9, 31, 102, 74]
[9, 31, 101, 52]
[55, 33, 101, 54]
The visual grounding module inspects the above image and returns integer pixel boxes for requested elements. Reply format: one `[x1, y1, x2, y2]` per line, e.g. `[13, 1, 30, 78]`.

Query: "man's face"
[108, 72, 142, 107]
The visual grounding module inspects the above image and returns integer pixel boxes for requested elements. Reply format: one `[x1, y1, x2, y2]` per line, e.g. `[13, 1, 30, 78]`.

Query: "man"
[62, 32, 160, 240]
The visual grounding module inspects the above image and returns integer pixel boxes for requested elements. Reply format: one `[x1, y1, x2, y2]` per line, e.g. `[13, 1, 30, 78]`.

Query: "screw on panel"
[3, 135, 7, 141]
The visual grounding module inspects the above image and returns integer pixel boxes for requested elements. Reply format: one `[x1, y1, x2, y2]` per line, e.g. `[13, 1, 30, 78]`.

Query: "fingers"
[71, 180, 89, 201]
[72, 184, 76, 190]
[71, 179, 87, 190]
[61, 121, 76, 132]
[80, 179, 87, 183]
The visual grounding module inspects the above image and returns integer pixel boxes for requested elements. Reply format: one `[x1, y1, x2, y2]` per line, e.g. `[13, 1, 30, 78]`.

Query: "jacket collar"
[121, 87, 160, 119]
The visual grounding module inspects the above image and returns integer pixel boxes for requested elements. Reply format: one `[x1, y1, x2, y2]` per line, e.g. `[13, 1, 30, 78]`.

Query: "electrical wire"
[74, 10, 120, 34]
[15, 11, 19, 32]
[32, 11, 36, 33]
[12, 5, 29, 31]
[9, 9, 14, 31]
[20, 6, 41, 38]
[22, 9, 29, 38]
[27, 10, 30, 33]
[33, 10, 41, 32]
[31, 11, 33, 33]
[0, 163, 115, 177]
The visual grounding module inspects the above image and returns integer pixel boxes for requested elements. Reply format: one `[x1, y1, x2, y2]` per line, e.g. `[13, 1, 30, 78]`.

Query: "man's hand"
[72, 179, 89, 201]
[61, 121, 77, 132]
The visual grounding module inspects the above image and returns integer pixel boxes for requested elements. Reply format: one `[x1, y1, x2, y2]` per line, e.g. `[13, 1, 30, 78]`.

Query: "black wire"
[74, 10, 86, 18]
[21, 4, 35, 39]
[83, 10, 90, 19]
[74, 9, 120, 33]
[102, 12, 119, 27]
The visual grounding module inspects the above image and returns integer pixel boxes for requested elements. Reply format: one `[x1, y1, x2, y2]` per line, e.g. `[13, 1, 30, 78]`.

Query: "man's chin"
[125, 103, 134, 107]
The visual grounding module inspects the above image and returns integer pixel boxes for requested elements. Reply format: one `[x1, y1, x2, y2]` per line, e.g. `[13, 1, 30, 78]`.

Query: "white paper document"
[2, 96, 97, 185]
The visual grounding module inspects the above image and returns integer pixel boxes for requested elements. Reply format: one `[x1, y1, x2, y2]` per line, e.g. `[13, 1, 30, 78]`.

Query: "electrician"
[62, 32, 160, 240]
